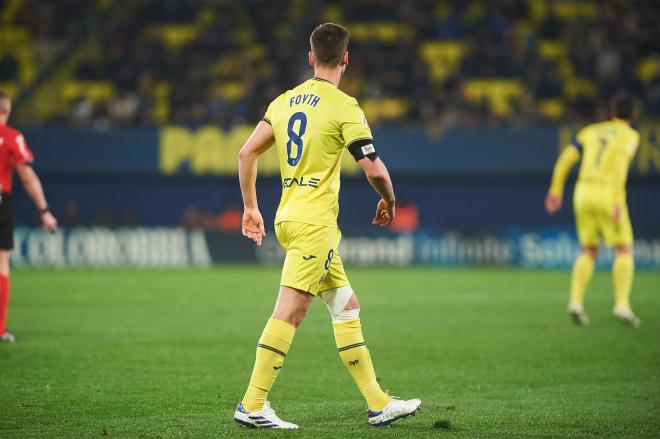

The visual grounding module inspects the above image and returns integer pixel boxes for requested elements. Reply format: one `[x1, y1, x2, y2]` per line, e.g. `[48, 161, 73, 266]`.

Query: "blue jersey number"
[286, 112, 307, 166]
[595, 136, 608, 168]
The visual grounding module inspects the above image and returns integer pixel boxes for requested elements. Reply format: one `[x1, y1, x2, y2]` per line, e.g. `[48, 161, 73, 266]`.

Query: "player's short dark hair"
[610, 93, 635, 120]
[310, 23, 350, 67]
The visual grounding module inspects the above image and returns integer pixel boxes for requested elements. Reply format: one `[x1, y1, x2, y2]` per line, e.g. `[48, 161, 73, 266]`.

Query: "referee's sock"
[0, 275, 9, 335]
[241, 318, 295, 412]
[333, 318, 390, 411]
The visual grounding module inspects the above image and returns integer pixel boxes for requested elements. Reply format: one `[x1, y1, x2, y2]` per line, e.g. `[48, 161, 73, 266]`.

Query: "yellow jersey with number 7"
[263, 77, 373, 227]
[571, 119, 639, 247]
[572, 119, 639, 204]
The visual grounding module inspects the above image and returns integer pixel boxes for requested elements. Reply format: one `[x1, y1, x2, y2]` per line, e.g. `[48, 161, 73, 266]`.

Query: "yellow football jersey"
[572, 119, 639, 203]
[264, 78, 373, 227]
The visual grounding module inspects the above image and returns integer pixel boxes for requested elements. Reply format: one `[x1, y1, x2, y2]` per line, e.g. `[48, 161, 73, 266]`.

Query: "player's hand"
[41, 211, 58, 233]
[544, 193, 562, 214]
[242, 208, 266, 246]
[372, 199, 395, 227]
[612, 204, 621, 223]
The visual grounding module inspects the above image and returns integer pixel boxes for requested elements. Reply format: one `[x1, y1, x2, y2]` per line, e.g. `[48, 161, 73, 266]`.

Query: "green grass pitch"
[1, 267, 659, 438]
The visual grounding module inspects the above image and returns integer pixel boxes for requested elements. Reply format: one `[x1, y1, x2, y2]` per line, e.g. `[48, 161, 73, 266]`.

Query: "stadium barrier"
[12, 227, 660, 269]
[22, 123, 660, 176]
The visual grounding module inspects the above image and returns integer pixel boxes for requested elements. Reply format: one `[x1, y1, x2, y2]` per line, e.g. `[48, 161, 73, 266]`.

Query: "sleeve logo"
[361, 144, 375, 155]
[362, 116, 370, 129]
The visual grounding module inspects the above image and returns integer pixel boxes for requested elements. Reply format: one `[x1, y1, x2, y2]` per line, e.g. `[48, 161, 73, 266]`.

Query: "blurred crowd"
[4, 0, 660, 127]
[53, 200, 243, 231]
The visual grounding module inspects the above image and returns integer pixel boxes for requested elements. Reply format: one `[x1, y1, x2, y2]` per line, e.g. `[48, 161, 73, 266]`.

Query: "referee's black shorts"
[0, 193, 14, 250]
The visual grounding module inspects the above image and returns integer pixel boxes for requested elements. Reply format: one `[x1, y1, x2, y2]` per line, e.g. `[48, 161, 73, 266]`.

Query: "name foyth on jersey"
[289, 94, 321, 108]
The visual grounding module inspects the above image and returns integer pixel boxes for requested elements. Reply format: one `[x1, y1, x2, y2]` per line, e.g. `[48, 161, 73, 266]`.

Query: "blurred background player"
[545, 94, 640, 327]
[0, 90, 58, 342]
[235, 23, 420, 429]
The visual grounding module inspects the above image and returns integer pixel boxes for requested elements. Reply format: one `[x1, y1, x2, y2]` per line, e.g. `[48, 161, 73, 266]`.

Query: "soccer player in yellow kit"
[546, 94, 640, 327]
[233, 23, 421, 429]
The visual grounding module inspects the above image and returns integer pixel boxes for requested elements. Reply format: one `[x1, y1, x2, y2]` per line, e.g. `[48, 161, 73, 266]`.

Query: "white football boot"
[233, 401, 298, 429]
[568, 303, 590, 327]
[613, 306, 641, 328]
[368, 397, 422, 427]
[0, 330, 16, 343]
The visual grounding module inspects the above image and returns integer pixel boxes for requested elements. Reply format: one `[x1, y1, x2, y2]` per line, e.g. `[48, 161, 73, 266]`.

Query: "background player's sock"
[241, 318, 295, 412]
[333, 318, 390, 411]
[569, 253, 594, 307]
[613, 253, 634, 309]
[0, 275, 10, 335]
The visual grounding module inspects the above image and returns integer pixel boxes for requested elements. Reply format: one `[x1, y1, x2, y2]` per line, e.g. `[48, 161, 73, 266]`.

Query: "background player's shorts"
[574, 184, 633, 247]
[275, 221, 350, 295]
[0, 193, 13, 250]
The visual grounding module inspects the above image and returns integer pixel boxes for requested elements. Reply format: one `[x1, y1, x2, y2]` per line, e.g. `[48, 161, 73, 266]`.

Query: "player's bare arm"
[238, 120, 275, 246]
[358, 157, 396, 227]
[545, 145, 580, 214]
[15, 163, 57, 233]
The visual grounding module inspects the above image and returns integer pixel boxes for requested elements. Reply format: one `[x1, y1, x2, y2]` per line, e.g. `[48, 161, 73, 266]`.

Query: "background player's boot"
[0, 329, 16, 343]
[368, 397, 421, 426]
[613, 306, 640, 328]
[233, 401, 298, 429]
[568, 303, 589, 327]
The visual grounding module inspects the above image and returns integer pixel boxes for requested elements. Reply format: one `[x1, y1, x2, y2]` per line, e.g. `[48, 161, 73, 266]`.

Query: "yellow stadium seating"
[362, 98, 409, 122]
[0, 82, 18, 98]
[538, 98, 564, 120]
[419, 41, 466, 83]
[563, 78, 596, 98]
[349, 22, 414, 44]
[147, 25, 200, 52]
[62, 81, 115, 104]
[463, 79, 524, 116]
[637, 56, 660, 85]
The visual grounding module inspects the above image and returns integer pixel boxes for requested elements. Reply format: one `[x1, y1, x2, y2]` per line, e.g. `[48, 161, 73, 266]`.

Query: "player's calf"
[321, 287, 422, 423]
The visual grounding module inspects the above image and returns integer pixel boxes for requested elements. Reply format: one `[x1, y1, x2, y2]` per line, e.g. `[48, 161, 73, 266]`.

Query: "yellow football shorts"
[275, 221, 350, 295]
[573, 184, 633, 247]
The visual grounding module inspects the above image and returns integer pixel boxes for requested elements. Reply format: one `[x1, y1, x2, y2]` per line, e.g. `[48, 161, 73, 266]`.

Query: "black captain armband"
[570, 136, 583, 152]
[347, 138, 378, 161]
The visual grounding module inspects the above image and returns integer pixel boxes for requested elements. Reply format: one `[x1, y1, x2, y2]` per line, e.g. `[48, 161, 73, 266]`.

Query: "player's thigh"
[574, 200, 600, 247]
[319, 250, 350, 292]
[279, 223, 341, 296]
[603, 204, 634, 247]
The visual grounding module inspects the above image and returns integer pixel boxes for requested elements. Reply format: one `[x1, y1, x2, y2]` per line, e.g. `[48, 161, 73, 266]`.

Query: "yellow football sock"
[333, 318, 390, 411]
[241, 318, 295, 412]
[570, 253, 595, 306]
[613, 253, 634, 309]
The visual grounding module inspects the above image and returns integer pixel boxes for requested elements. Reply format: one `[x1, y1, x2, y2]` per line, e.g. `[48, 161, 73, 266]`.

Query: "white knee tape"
[333, 308, 360, 322]
[321, 286, 358, 321]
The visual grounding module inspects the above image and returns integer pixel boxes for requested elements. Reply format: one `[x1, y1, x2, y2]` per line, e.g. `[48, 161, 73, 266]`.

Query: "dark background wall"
[12, 124, 660, 238]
